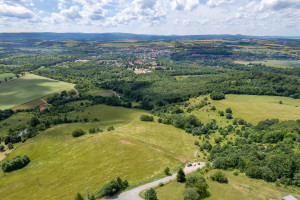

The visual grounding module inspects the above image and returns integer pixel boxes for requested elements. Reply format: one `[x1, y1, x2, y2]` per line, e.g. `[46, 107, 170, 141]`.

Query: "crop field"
[0, 105, 199, 199]
[0, 72, 15, 82]
[0, 74, 74, 110]
[188, 95, 300, 124]
[234, 60, 300, 68]
[156, 170, 300, 200]
[12, 98, 46, 111]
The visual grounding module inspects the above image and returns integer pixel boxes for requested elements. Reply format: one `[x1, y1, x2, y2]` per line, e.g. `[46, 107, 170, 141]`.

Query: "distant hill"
[0, 32, 299, 42]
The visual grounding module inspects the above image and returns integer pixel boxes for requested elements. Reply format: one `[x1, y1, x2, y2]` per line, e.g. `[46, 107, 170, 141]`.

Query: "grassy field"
[0, 74, 74, 110]
[234, 60, 300, 68]
[156, 170, 300, 200]
[188, 95, 300, 124]
[0, 105, 199, 199]
[0, 72, 15, 82]
[0, 112, 34, 136]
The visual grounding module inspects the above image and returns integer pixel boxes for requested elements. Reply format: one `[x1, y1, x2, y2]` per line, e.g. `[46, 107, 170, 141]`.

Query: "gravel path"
[106, 162, 206, 200]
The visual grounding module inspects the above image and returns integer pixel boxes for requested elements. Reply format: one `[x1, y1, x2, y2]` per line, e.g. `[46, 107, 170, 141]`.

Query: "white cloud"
[206, 0, 235, 8]
[171, 0, 200, 11]
[0, 3, 36, 19]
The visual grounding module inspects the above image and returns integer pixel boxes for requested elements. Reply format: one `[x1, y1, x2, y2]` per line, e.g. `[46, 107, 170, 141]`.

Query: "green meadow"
[0, 105, 199, 199]
[0, 74, 74, 110]
[0, 73, 15, 82]
[156, 170, 300, 200]
[188, 95, 300, 124]
[234, 60, 300, 68]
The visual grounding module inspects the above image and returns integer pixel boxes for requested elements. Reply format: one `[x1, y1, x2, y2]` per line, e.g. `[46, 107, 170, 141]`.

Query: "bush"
[1, 155, 30, 173]
[182, 188, 200, 200]
[0, 144, 4, 151]
[226, 113, 232, 119]
[107, 126, 114, 131]
[140, 114, 154, 122]
[164, 167, 170, 176]
[95, 177, 128, 198]
[210, 91, 225, 100]
[145, 188, 157, 200]
[185, 173, 209, 198]
[8, 143, 13, 149]
[74, 193, 84, 200]
[225, 108, 232, 113]
[72, 129, 85, 137]
[219, 111, 224, 116]
[211, 106, 216, 110]
[177, 168, 186, 182]
[210, 171, 228, 183]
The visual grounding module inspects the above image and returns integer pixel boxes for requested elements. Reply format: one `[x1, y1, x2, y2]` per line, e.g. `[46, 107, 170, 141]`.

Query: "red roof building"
[39, 106, 46, 111]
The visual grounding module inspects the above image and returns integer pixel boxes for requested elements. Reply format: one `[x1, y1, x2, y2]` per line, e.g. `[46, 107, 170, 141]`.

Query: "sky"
[0, 0, 300, 36]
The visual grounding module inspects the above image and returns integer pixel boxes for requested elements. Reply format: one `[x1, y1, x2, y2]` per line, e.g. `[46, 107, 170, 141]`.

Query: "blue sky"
[0, 0, 300, 36]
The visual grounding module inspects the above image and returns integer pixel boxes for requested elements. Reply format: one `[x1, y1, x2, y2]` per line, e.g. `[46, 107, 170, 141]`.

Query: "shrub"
[145, 188, 157, 200]
[225, 108, 232, 113]
[158, 182, 164, 187]
[1, 155, 30, 173]
[182, 188, 200, 200]
[72, 129, 85, 137]
[219, 111, 224, 116]
[74, 193, 84, 200]
[210, 91, 225, 100]
[8, 143, 13, 149]
[0, 144, 4, 151]
[185, 173, 209, 198]
[107, 126, 114, 131]
[210, 171, 228, 183]
[95, 177, 128, 198]
[140, 114, 154, 121]
[164, 167, 170, 176]
[177, 168, 186, 182]
[226, 113, 232, 119]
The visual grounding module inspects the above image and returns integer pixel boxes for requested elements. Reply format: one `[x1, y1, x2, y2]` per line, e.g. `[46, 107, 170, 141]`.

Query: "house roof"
[282, 195, 298, 200]
[39, 106, 46, 111]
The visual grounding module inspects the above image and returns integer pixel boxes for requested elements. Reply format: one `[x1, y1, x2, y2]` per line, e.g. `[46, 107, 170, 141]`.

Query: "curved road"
[106, 162, 206, 200]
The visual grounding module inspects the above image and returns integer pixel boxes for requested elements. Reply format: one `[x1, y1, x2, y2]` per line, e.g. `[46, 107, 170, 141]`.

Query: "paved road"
[106, 162, 206, 200]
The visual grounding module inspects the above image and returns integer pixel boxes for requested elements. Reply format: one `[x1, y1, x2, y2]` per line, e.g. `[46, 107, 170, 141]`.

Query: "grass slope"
[0, 73, 15, 82]
[0, 74, 74, 110]
[156, 170, 300, 200]
[189, 95, 300, 124]
[0, 112, 34, 136]
[0, 105, 198, 199]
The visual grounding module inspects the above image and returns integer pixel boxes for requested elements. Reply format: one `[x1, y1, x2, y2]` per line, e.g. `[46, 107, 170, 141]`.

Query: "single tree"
[182, 188, 200, 200]
[164, 167, 170, 176]
[177, 168, 186, 182]
[74, 193, 84, 200]
[145, 188, 157, 200]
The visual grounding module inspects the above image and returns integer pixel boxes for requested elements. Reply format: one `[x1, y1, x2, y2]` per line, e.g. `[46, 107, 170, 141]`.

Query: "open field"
[0, 73, 15, 82]
[156, 170, 300, 200]
[234, 60, 300, 68]
[0, 74, 74, 110]
[0, 105, 199, 199]
[0, 112, 34, 136]
[188, 95, 300, 124]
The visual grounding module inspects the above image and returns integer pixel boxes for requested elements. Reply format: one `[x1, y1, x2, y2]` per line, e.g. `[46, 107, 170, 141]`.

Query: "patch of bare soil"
[120, 140, 133, 145]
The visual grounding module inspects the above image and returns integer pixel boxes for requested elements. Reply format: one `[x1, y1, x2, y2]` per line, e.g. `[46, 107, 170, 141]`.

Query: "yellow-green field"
[0, 105, 199, 200]
[0, 73, 15, 82]
[0, 74, 74, 110]
[188, 95, 300, 124]
[234, 60, 300, 68]
[156, 170, 300, 200]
